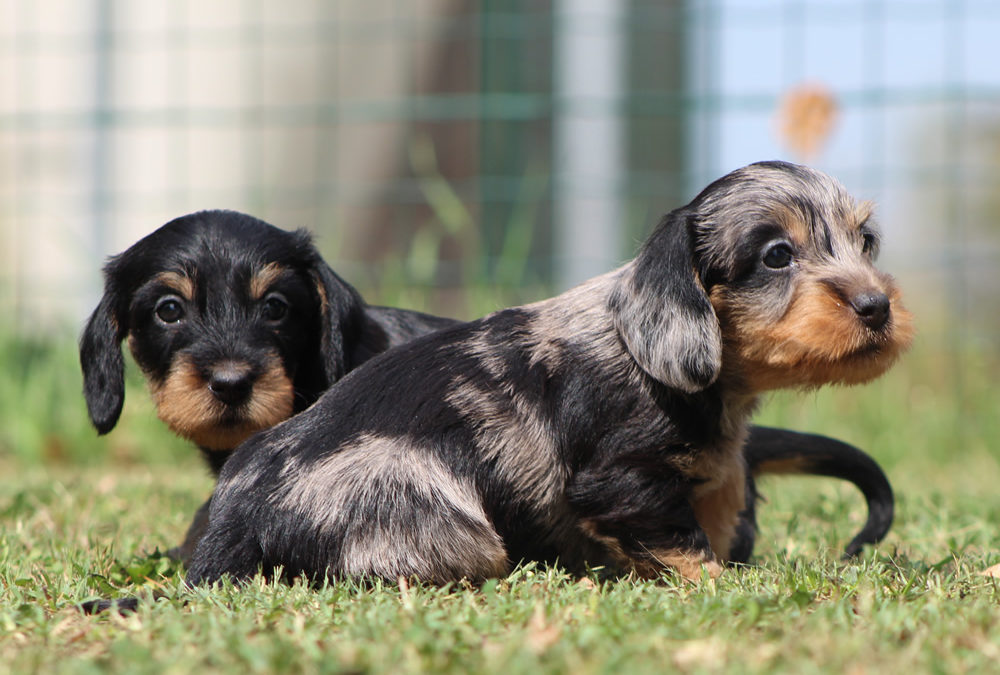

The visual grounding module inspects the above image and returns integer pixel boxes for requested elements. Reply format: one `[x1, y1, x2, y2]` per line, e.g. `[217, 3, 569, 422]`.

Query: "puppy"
[79, 210, 454, 559]
[185, 161, 912, 586]
[79, 209, 894, 570]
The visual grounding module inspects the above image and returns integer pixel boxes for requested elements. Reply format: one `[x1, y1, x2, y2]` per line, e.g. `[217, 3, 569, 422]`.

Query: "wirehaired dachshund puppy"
[79, 210, 454, 560]
[185, 161, 912, 586]
[79, 209, 894, 575]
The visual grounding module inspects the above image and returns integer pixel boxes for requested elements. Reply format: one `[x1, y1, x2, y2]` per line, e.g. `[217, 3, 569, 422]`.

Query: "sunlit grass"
[2, 459, 999, 674]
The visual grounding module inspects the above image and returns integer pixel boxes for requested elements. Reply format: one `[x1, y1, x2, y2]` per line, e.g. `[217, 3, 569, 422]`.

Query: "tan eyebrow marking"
[771, 203, 810, 246]
[854, 200, 874, 230]
[250, 263, 288, 300]
[154, 271, 195, 301]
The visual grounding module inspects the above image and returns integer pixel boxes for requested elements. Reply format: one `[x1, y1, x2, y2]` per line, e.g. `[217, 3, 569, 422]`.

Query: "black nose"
[207, 363, 255, 406]
[850, 291, 890, 331]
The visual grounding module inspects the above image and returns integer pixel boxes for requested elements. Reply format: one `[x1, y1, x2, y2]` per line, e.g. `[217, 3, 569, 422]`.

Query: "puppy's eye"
[762, 243, 794, 269]
[862, 232, 878, 256]
[155, 296, 185, 324]
[262, 293, 289, 323]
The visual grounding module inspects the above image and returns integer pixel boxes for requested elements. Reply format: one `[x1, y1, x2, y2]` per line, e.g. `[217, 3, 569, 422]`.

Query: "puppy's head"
[80, 210, 364, 451]
[612, 161, 912, 394]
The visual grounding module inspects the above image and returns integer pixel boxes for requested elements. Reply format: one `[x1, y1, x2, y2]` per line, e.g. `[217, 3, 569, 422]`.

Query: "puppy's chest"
[595, 386, 749, 485]
[681, 397, 753, 492]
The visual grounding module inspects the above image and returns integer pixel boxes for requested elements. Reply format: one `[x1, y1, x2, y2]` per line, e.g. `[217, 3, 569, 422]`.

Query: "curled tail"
[732, 425, 894, 562]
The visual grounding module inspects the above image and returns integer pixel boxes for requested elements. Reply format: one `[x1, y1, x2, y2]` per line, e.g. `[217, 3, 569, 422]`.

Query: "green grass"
[0, 331, 191, 467]
[2, 327, 1000, 673]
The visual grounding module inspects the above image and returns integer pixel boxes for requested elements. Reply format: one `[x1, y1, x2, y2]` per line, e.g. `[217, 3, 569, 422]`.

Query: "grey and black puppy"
[185, 161, 912, 586]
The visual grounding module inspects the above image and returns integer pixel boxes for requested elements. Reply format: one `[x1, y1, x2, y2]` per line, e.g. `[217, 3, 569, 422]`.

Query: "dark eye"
[862, 232, 878, 256]
[762, 242, 794, 269]
[154, 296, 185, 324]
[262, 293, 289, 323]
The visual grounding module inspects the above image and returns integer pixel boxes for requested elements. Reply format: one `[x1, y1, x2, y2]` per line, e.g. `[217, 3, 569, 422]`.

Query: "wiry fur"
[79, 210, 454, 560]
[186, 161, 912, 587]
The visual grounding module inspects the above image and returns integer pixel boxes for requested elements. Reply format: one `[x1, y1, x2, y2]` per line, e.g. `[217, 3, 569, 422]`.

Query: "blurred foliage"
[0, 328, 190, 467]
[335, 133, 554, 323]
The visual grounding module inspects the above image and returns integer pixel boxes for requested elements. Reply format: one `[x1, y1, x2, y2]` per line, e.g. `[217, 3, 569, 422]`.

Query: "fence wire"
[2, 0, 1000, 346]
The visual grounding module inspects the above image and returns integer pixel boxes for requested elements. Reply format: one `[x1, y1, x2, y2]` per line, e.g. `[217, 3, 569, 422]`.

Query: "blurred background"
[2, 0, 1000, 482]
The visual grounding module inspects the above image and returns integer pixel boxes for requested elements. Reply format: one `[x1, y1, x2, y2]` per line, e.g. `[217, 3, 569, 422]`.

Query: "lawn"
[2, 329, 999, 674]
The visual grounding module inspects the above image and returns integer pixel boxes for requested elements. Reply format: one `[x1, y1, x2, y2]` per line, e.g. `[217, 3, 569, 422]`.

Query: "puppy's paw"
[699, 559, 724, 580]
[635, 548, 721, 582]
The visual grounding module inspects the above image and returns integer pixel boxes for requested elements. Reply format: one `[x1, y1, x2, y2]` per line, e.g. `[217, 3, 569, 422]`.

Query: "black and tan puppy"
[79, 210, 454, 559]
[185, 161, 912, 586]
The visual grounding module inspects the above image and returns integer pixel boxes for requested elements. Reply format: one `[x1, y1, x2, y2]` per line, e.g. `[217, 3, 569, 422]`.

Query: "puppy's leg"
[185, 522, 263, 587]
[691, 453, 747, 563]
[568, 462, 720, 581]
[335, 497, 511, 584]
[728, 472, 761, 564]
[189, 437, 511, 586]
[293, 440, 512, 584]
[187, 499, 511, 586]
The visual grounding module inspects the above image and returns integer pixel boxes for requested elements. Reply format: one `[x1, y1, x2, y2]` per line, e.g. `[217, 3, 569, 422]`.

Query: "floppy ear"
[79, 292, 126, 434]
[308, 262, 367, 387]
[609, 209, 722, 393]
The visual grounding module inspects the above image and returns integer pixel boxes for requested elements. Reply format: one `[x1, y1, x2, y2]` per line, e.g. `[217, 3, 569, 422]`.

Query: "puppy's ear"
[610, 209, 722, 393]
[79, 292, 126, 434]
[308, 262, 366, 386]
